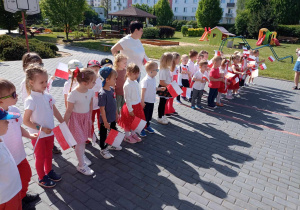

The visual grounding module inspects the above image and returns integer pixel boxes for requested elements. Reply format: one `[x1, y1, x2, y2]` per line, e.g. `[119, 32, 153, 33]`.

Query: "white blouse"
[123, 78, 141, 112]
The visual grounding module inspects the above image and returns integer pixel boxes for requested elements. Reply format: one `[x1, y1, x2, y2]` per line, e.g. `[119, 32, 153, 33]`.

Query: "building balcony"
[225, 13, 233, 18]
[227, 3, 235, 7]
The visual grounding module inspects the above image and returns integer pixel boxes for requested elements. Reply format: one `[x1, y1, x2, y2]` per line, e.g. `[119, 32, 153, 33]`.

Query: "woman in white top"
[111, 21, 149, 82]
[293, 48, 300, 89]
[64, 69, 96, 176]
[118, 63, 146, 144]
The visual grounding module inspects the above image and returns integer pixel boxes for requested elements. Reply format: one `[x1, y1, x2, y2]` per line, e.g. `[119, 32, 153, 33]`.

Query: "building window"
[227, 18, 232, 24]
[123, 6, 126, 9]
[192, 7, 196, 12]
[184, 0, 187, 3]
[193, 0, 197, 3]
[175, 0, 178, 3]
[183, 7, 187, 12]
[141, 0, 143, 3]
[228, 8, 232, 13]
[174, 7, 178, 12]
[222, 8, 224, 14]
[147, 0, 149, 3]
[134, 0, 137, 2]
[174, 16, 177, 20]
[114, 6, 117, 10]
[230, 0, 234, 2]
[183, 16, 187, 20]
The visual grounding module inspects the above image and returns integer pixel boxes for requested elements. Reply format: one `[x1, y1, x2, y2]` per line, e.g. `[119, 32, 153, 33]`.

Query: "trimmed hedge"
[277, 25, 300, 38]
[157, 26, 175, 38]
[0, 35, 58, 61]
[187, 28, 205, 37]
[171, 20, 188, 31]
[181, 26, 189, 37]
[142, 27, 160, 39]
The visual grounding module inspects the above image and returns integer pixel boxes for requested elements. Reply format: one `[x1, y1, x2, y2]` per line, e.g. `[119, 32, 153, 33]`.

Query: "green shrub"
[52, 27, 64, 32]
[157, 26, 175, 38]
[142, 27, 159, 38]
[187, 28, 205, 37]
[103, 24, 111, 30]
[172, 20, 188, 31]
[186, 21, 198, 28]
[181, 26, 189, 37]
[277, 25, 300, 38]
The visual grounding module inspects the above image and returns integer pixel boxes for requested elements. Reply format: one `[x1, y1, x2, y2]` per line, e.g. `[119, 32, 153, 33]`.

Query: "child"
[0, 108, 22, 210]
[248, 50, 265, 85]
[100, 58, 113, 67]
[140, 61, 166, 137]
[166, 52, 180, 113]
[23, 64, 64, 188]
[87, 60, 102, 138]
[98, 66, 120, 159]
[118, 63, 145, 143]
[179, 54, 190, 101]
[64, 68, 96, 175]
[199, 50, 209, 62]
[216, 59, 229, 106]
[114, 54, 128, 113]
[229, 54, 244, 98]
[0, 79, 39, 207]
[191, 60, 208, 109]
[293, 48, 300, 90]
[187, 50, 198, 102]
[157, 52, 173, 124]
[207, 56, 224, 108]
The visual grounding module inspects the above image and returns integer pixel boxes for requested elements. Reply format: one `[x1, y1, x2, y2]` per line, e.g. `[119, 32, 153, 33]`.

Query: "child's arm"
[64, 102, 74, 123]
[124, 85, 134, 116]
[64, 94, 68, 108]
[21, 127, 38, 139]
[23, 110, 52, 134]
[232, 66, 244, 75]
[100, 106, 110, 129]
[159, 80, 168, 87]
[257, 59, 265, 64]
[141, 88, 146, 108]
[53, 105, 64, 123]
[209, 77, 224, 82]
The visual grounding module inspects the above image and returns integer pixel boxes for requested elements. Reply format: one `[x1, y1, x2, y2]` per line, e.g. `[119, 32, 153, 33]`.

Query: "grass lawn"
[33, 31, 300, 81]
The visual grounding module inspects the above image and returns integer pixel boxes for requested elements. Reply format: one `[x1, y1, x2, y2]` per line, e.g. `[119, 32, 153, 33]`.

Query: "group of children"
[0, 48, 264, 209]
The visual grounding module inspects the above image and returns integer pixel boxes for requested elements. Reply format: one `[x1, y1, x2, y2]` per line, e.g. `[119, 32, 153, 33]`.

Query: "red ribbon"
[73, 67, 80, 78]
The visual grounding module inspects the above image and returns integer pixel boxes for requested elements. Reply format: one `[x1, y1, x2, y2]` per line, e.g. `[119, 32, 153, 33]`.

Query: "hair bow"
[73, 67, 80, 78]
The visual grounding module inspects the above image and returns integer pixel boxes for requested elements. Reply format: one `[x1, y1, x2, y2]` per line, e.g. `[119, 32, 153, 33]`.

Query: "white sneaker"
[100, 149, 113, 159]
[162, 116, 169, 124]
[107, 145, 122, 151]
[157, 118, 168, 125]
[252, 82, 256, 85]
[76, 164, 94, 176]
[84, 154, 92, 166]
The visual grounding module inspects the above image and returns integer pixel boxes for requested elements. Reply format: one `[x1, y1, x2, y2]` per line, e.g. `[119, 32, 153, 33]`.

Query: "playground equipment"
[219, 36, 293, 63]
[199, 26, 236, 46]
[256, 28, 280, 46]
[90, 23, 103, 38]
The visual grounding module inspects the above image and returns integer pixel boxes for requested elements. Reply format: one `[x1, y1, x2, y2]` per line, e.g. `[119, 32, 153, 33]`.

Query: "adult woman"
[111, 21, 149, 81]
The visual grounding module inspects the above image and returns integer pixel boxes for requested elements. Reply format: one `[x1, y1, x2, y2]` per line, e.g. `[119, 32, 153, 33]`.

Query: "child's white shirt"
[179, 64, 190, 80]
[187, 59, 196, 76]
[0, 139, 22, 204]
[63, 78, 78, 95]
[67, 89, 94, 113]
[123, 78, 141, 112]
[192, 70, 208, 90]
[159, 68, 172, 84]
[92, 77, 102, 110]
[140, 75, 157, 103]
[24, 91, 55, 138]
[2, 106, 26, 165]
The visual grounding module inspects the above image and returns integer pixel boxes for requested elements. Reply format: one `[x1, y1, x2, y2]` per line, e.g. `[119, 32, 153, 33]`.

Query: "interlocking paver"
[1, 44, 300, 209]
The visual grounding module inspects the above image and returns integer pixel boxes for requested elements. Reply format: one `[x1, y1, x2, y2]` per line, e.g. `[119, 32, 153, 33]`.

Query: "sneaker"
[76, 164, 94, 175]
[208, 105, 217, 109]
[162, 116, 169, 124]
[216, 103, 224, 107]
[84, 154, 92, 166]
[52, 145, 61, 154]
[22, 193, 40, 203]
[132, 134, 142, 142]
[145, 126, 155, 133]
[175, 99, 182, 104]
[85, 140, 91, 144]
[196, 105, 203, 109]
[157, 118, 168, 125]
[165, 114, 172, 116]
[140, 129, 147, 137]
[235, 94, 241, 98]
[252, 82, 256, 85]
[100, 148, 113, 159]
[47, 170, 62, 182]
[244, 83, 249, 87]
[107, 145, 122, 150]
[293, 86, 298, 90]
[182, 97, 188, 101]
[226, 95, 233, 100]
[191, 106, 196, 109]
[38, 175, 56, 188]
[124, 135, 137, 144]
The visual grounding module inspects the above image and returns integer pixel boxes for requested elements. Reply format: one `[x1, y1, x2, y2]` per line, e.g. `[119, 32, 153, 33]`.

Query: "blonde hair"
[126, 63, 140, 79]
[170, 52, 180, 72]
[230, 54, 240, 64]
[221, 58, 227, 67]
[199, 60, 208, 67]
[113, 53, 128, 70]
[25, 64, 47, 95]
[22, 52, 42, 71]
[145, 61, 158, 72]
[233, 51, 240, 55]
[160, 52, 173, 69]
[70, 68, 97, 92]
[212, 56, 222, 63]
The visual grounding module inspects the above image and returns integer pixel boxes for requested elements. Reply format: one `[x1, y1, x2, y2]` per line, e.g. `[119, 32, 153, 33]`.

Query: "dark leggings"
[99, 121, 116, 149]
[158, 97, 167, 118]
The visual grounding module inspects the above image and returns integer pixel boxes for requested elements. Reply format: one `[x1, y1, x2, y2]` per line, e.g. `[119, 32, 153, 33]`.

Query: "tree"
[154, 0, 173, 26]
[235, 10, 250, 36]
[100, 0, 111, 18]
[40, 0, 87, 40]
[271, 0, 300, 25]
[0, 1, 22, 33]
[196, 0, 222, 28]
[236, 0, 249, 13]
[84, 6, 102, 25]
[132, 3, 153, 14]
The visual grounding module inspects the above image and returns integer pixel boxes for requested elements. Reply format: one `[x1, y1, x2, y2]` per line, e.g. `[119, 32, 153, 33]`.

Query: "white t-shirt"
[0, 139, 22, 204]
[159, 68, 172, 85]
[171, 65, 180, 77]
[2, 106, 26, 165]
[63, 79, 78, 95]
[140, 75, 157, 103]
[123, 78, 141, 112]
[187, 59, 196, 76]
[297, 51, 300, 61]
[92, 77, 102, 110]
[192, 70, 208, 90]
[118, 34, 148, 73]
[24, 91, 55, 138]
[67, 89, 94, 113]
[179, 64, 190, 80]
[20, 77, 54, 103]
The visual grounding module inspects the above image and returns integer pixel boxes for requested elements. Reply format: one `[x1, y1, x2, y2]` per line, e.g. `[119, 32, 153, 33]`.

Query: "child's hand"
[141, 101, 146, 108]
[129, 111, 134, 117]
[51, 75, 56, 80]
[261, 59, 265, 62]
[42, 127, 52, 134]
[160, 87, 166, 91]
[104, 122, 110, 129]
[30, 133, 39, 139]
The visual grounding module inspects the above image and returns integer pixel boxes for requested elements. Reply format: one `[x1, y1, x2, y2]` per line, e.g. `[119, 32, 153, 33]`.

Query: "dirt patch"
[56, 51, 72, 58]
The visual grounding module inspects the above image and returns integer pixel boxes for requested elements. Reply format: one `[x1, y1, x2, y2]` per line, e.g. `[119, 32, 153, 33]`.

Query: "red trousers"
[165, 98, 175, 115]
[31, 135, 54, 180]
[17, 159, 32, 199]
[0, 192, 22, 210]
[92, 109, 100, 135]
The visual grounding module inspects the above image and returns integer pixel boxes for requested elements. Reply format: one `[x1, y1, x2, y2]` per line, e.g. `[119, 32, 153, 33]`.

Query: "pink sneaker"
[132, 134, 142, 142]
[124, 135, 137, 144]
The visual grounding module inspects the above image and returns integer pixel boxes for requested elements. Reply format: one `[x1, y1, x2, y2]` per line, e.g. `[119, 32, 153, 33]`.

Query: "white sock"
[75, 143, 85, 167]
[217, 93, 221, 103]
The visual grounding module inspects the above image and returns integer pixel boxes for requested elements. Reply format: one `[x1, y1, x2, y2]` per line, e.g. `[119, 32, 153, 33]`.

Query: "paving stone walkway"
[0, 45, 299, 210]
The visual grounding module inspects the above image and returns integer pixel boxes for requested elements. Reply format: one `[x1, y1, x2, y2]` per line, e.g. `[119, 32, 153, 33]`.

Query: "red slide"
[256, 35, 265, 46]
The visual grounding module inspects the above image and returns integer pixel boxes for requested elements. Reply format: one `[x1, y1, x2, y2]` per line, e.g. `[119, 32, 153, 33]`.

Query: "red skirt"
[227, 76, 240, 90]
[118, 103, 146, 132]
[218, 82, 227, 93]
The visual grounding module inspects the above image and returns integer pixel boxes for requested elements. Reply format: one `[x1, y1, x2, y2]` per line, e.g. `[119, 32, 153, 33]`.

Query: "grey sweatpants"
[191, 89, 204, 107]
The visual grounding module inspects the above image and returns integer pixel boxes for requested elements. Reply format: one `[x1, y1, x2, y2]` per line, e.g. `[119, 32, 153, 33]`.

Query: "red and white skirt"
[68, 112, 92, 144]
[218, 82, 227, 93]
[118, 103, 146, 132]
